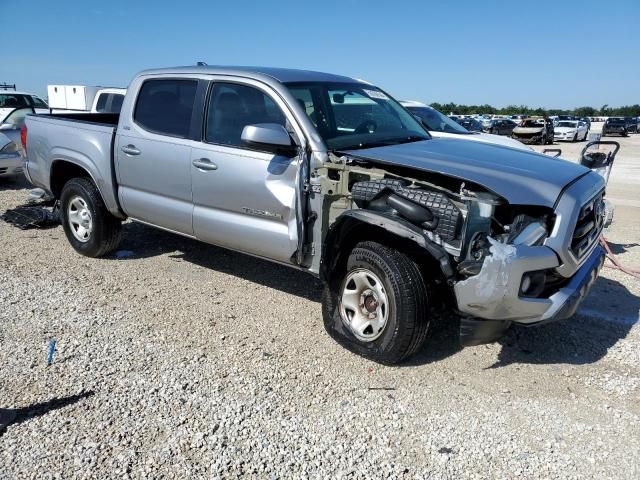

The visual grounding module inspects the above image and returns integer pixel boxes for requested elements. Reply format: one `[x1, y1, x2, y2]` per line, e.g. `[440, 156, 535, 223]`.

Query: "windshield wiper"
[385, 135, 428, 145]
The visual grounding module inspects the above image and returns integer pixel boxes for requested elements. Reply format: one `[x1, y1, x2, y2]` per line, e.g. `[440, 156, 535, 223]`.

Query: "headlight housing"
[0, 141, 18, 154]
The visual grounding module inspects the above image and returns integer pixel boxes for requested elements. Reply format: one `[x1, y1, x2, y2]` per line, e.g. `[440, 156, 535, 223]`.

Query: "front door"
[116, 78, 199, 235]
[191, 80, 301, 263]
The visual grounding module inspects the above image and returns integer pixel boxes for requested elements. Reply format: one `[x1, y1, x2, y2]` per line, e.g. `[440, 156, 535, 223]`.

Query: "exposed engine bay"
[319, 152, 555, 284]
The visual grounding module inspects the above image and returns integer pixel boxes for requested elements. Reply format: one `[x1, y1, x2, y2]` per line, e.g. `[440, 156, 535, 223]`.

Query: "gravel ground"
[1, 130, 639, 479]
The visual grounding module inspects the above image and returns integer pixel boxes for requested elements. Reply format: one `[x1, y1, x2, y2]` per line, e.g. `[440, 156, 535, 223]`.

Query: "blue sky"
[1, 0, 638, 108]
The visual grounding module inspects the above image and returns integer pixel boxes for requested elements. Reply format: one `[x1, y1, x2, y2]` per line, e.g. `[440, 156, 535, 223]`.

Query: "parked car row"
[400, 102, 530, 150]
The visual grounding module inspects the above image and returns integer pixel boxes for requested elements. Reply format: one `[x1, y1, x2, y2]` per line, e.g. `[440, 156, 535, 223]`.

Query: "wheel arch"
[50, 159, 124, 219]
[320, 210, 455, 284]
[50, 159, 95, 198]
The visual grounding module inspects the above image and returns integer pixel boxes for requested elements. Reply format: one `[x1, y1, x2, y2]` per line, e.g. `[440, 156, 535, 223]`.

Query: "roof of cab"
[137, 66, 364, 84]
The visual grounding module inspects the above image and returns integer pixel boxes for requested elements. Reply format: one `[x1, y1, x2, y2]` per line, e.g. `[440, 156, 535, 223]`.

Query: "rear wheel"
[322, 241, 430, 364]
[60, 177, 122, 257]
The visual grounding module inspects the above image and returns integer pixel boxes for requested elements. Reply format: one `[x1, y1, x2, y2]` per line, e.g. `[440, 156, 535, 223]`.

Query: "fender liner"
[321, 209, 455, 282]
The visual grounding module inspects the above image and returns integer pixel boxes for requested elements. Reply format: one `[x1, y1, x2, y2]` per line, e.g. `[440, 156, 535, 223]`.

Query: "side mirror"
[241, 123, 296, 156]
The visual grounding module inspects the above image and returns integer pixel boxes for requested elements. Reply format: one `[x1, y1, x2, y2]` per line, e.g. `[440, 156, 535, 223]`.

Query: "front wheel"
[60, 177, 122, 257]
[322, 241, 430, 364]
[539, 135, 547, 145]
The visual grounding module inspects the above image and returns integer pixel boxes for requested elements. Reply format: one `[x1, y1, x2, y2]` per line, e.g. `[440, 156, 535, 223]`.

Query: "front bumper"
[554, 132, 577, 141]
[0, 153, 23, 177]
[454, 244, 604, 325]
[512, 133, 543, 144]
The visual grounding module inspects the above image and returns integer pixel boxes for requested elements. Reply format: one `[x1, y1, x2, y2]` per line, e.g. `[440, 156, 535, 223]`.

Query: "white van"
[47, 85, 126, 113]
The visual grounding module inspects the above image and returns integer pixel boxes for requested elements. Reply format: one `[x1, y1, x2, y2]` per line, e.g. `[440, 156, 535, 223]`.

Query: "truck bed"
[40, 112, 120, 127]
[24, 112, 122, 217]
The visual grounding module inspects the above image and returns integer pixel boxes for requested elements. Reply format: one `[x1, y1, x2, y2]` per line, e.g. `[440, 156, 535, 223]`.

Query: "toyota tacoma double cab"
[22, 66, 606, 364]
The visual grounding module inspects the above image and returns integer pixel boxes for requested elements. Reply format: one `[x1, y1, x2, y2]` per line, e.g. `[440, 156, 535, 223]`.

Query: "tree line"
[429, 102, 640, 117]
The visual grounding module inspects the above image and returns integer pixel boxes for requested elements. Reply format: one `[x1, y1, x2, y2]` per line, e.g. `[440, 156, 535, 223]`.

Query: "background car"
[456, 117, 484, 132]
[0, 107, 33, 150]
[0, 89, 48, 123]
[511, 117, 554, 144]
[579, 117, 591, 129]
[484, 118, 518, 136]
[623, 117, 638, 133]
[401, 101, 530, 150]
[602, 117, 628, 136]
[553, 120, 589, 142]
[0, 131, 22, 179]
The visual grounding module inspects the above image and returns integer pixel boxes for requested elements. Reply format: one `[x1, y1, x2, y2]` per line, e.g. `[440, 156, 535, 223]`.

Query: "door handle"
[192, 158, 218, 171]
[121, 144, 141, 156]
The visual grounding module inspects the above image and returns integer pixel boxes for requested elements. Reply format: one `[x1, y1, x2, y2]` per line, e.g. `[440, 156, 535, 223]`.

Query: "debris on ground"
[1, 204, 60, 230]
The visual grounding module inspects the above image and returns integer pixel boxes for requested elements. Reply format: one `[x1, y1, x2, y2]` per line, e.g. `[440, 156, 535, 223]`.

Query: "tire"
[572, 133, 577, 142]
[322, 241, 430, 365]
[60, 177, 122, 257]
[539, 135, 547, 145]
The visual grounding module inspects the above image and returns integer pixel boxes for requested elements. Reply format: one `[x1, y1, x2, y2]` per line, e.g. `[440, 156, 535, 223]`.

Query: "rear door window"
[134, 79, 197, 138]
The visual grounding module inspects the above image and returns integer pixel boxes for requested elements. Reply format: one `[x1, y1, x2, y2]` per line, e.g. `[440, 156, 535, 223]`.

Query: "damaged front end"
[322, 152, 606, 347]
[512, 128, 545, 144]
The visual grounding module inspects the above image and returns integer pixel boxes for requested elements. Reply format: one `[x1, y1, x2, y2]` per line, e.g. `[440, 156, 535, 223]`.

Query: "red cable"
[600, 236, 640, 278]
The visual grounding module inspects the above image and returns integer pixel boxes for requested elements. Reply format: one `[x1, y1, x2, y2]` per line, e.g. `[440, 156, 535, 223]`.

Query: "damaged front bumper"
[454, 243, 604, 326]
[512, 134, 543, 144]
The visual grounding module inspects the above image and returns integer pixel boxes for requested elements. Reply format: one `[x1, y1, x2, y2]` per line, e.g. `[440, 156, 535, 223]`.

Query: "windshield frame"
[285, 81, 430, 151]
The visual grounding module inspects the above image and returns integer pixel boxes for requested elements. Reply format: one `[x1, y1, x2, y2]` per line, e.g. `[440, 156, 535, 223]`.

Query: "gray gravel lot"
[1, 128, 639, 479]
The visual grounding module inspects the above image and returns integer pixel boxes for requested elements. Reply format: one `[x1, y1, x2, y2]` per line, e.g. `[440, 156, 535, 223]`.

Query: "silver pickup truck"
[23, 66, 606, 364]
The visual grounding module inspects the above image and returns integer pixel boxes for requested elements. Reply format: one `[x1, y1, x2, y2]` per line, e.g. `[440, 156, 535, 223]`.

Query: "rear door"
[116, 77, 202, 235]
[190, 79, 302, 263]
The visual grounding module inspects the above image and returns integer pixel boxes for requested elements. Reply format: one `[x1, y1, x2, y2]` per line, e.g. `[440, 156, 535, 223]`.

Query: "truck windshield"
[286, 82, 429, 150]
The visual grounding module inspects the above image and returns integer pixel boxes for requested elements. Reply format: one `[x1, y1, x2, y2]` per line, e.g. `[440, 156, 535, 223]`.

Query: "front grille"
[0, 168, 8, 174]
[571, 191, 604, 258]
